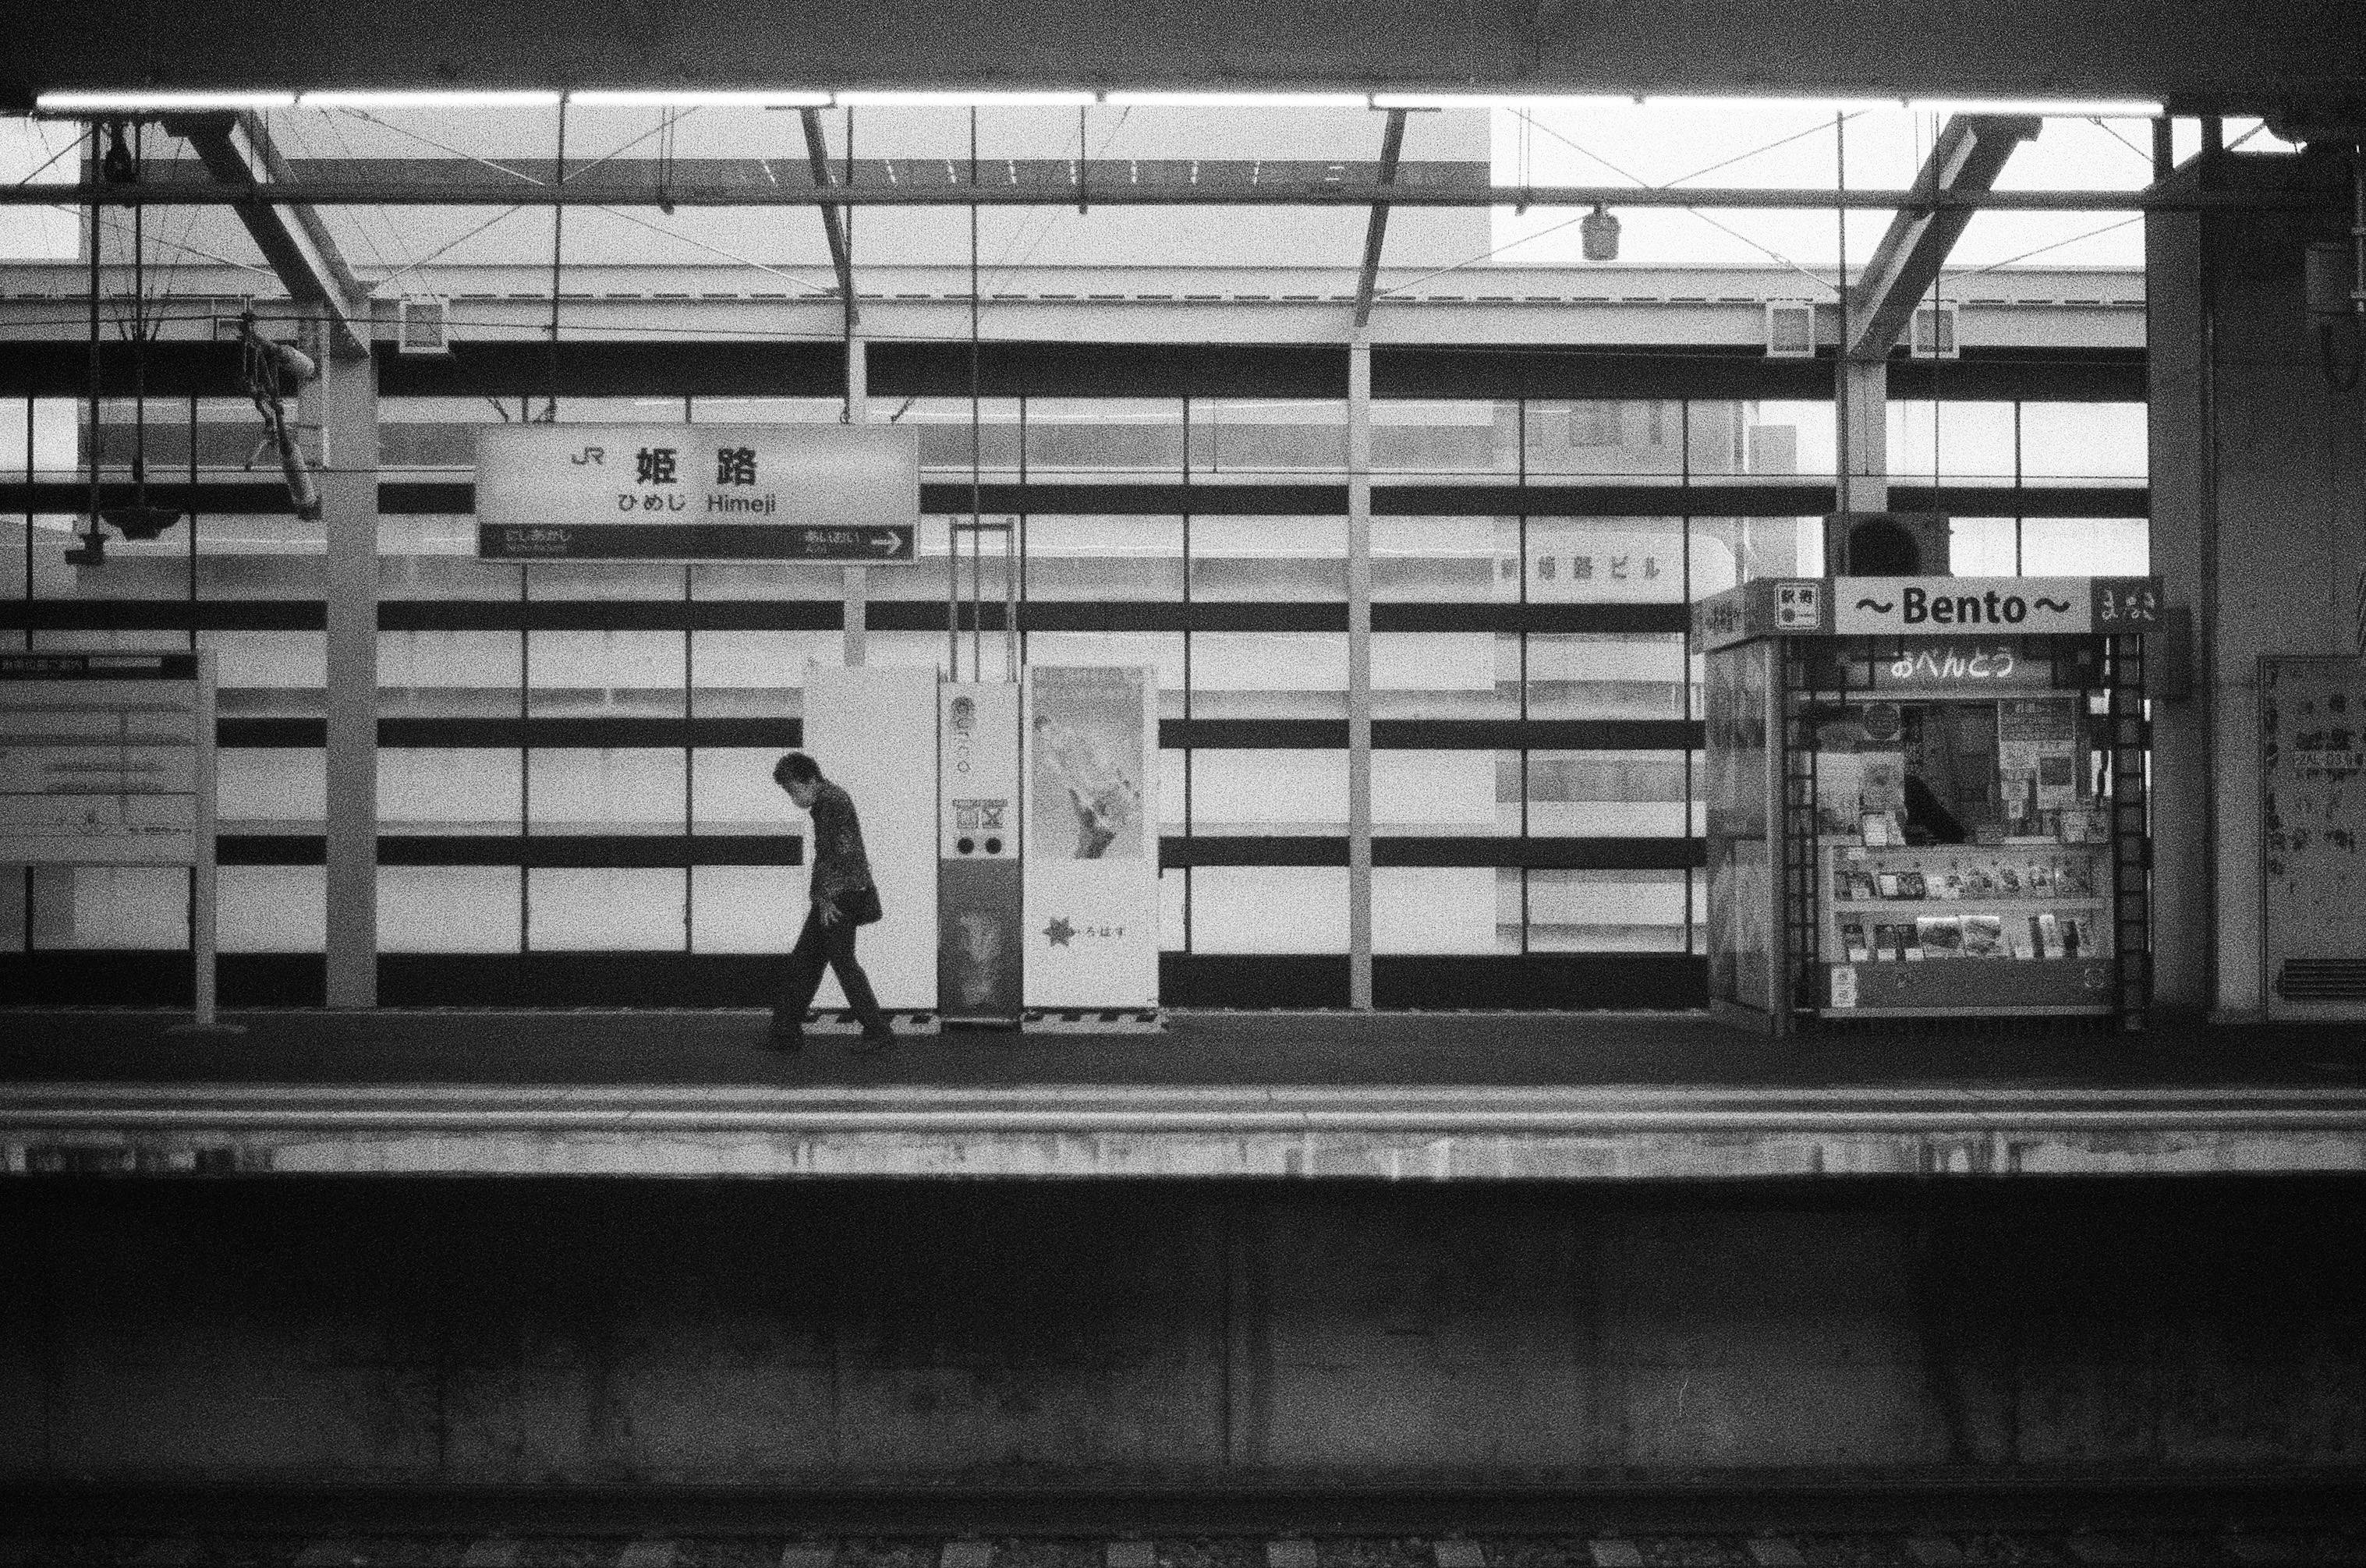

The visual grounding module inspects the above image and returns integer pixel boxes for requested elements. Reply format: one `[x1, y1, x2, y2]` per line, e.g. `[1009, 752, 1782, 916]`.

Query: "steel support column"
[843, 336, 869, 668]
[1839, 357, 1890, 513]
[1846, 115, 2042, 361]
[1347, 340, 1374, 1011]
[321, 340, 378, 1007]
[1352, 110, 1408, 330]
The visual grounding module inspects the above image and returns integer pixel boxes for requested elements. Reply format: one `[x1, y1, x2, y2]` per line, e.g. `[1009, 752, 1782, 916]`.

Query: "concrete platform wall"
[3, 1179, 2361, 1486]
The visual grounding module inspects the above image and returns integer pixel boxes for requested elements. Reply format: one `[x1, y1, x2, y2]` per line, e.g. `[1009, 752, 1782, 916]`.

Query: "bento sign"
[1834, 577, 2145, 635]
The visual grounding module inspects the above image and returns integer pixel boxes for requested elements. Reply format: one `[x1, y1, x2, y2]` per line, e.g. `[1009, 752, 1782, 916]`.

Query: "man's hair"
[775, 752, 820, 786]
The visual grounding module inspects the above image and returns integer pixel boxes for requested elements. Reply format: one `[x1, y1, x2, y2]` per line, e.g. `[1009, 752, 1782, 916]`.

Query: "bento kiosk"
[1696, 576, 2158, 1034]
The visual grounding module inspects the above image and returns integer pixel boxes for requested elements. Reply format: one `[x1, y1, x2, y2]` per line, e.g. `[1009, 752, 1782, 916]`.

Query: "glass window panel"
[2021, 517, 2148, 575]
[219, 749, 325, 830]
[27, 628, 186, 654]
[1188, 515, 1346, 601]
[379, 866, 519, 953]
[689, 560, 846, 601]
[381, 749, 521, 834]
[1737, 400, 1835, 477]
[30, 866, 189, 949]
[1526, 750, 1689, 837]
[1375, 867, 1507, 954]
[1684, 400, 1751, 479]
[194, 514, 327, 600]
[898, 397, 1022, 474]
[2021, 403, 2147, 481]
[1189, 750, 1348, 834]
[1023, 515, 1183, 601]
[1525, 518, 1684, 602]
[218, 865, 325, 953]
[1190, 866, 1348, 953]
[379, 516, 518, 600]
[526, 749, 685, 834]
[689, 397, 841, 425]
[1525, 399, 1683, 476]
[1950, 517, 2020, 576]
[690, 864, 806, 953]
[200, 630, 324, 717]
[693, 747, 798, 834]
[1372, 516, 1518, 602]
[1372, 400, 1517, 477]
[1373, 750, 1511, 834]
[380, 629, 520, 717]
[526, 560, 686, 601]
[1372, 632, 1517, 720]
[1188, 398, 1348, 476]
[1526, 632, 1687, 720]
[1886, 401, 2017, 485]
[1190, 632, 1347, 719]
[526, 629, 685, 717]
[1527, 869, 1688, 951]
[1688, 516, 1822, 594]
[690, 630, 838, 717]
[528, 868, 687, 950]
[1025, 398, 1183, 477]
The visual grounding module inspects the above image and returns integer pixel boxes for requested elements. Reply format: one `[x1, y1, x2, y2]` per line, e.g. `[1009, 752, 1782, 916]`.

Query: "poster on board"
[1023, 665, 1159, 1010]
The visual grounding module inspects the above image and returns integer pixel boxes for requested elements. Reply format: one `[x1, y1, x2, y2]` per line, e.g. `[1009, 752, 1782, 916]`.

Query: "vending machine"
[1697, 575, 2158, 1033]
[938, 681, 1024, 1028]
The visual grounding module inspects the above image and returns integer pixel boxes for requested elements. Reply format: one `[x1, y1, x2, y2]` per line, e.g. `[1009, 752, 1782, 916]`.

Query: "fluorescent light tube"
[568, 90, 831, 108]
[1906, 97, 2163, 117]
[1372, 94, 1636, 110]
[1103, 91, 1371, 108]
[1642, 95, 1901, 113]
[298, 90, 563, 108]
[37, 90, 299, 110]
[834, 90, 1098, 107]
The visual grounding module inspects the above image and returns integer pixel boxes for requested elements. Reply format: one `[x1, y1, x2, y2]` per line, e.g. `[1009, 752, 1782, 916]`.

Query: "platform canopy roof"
[8, 0, 2366, 122]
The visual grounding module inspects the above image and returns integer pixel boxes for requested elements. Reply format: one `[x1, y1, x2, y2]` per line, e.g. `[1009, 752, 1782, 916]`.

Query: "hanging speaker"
[1824, 511, 1950, 577]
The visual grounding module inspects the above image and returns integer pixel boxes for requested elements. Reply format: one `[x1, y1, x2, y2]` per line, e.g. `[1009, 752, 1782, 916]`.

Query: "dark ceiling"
[9, 0, 2365, 118]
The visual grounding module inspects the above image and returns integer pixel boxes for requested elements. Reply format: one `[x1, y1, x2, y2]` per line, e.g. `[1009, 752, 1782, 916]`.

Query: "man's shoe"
[849, 1029, 896, 1054]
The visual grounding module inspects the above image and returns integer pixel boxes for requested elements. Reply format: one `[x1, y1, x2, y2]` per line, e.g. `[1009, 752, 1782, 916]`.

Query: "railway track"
[6, 1494, 2364, 1568]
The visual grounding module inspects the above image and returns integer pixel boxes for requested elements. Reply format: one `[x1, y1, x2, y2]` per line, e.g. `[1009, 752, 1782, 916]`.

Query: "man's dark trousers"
[773, 904, 891, 1039]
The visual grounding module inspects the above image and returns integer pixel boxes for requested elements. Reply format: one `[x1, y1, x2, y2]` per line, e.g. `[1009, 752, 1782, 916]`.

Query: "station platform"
[4, 1009, 2365, 1181]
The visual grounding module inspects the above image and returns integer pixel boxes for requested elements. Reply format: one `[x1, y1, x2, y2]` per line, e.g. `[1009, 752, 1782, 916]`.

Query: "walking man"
[770, 752, 895, 1053]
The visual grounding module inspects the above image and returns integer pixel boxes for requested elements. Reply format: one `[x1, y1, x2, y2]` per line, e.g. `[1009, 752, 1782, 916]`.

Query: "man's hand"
[817, 897, 841, 927]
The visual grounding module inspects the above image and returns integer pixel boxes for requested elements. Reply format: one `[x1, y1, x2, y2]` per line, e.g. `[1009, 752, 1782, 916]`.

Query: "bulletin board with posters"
[2262, 656, 2366, 1020]
[1694, 575, 2155, 1032]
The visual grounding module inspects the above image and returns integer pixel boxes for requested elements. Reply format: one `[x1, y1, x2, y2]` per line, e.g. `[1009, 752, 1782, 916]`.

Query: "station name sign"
[475, 423, 919, 562]
[1834, 577, 2160, 635]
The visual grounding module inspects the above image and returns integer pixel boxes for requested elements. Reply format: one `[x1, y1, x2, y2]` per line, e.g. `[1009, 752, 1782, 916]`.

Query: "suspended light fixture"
[1580, 204, 1620, 260]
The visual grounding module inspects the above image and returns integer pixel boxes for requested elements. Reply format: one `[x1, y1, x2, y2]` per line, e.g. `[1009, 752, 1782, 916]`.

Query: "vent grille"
[1766, 301, 1816, 357]
[1911, 302, 1959, 358]
[2276, 958, 2366, 1002]
[397, 296, 450, 355]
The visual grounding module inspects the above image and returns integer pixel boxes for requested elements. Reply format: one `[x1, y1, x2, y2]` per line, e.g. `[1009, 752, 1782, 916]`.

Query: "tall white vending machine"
[938, 681, 1025, 1027]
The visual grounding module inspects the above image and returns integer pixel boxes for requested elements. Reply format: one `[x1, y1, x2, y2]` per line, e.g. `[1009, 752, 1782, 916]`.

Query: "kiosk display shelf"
[1694, 575, 2156, 1033]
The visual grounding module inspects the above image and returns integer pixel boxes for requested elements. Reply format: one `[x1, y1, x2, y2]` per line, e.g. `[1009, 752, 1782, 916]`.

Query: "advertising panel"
[2262, 656, 2366, 1019]
[0, 653, 205, 865]
[1023, 665, 1159, 1010]
[1833, 576, 2159, 635]
[475, 423, 918, 561]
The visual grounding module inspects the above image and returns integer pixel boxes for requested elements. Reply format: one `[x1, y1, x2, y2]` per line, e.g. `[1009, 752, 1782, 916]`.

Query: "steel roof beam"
[799, 110, 859, 330]
[0, 176, 2305, 211]
[1846, 113, 2042, 360]
[1352, 109, 1408, 330]
[159, 111, 370, 356]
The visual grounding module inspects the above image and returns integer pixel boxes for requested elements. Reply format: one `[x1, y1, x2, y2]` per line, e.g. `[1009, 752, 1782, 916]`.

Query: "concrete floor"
[3, 1007, 2364, 1089]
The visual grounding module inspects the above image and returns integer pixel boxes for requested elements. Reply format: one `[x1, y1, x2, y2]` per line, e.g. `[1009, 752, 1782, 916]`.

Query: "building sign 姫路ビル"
[474, 424, 919, 561]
